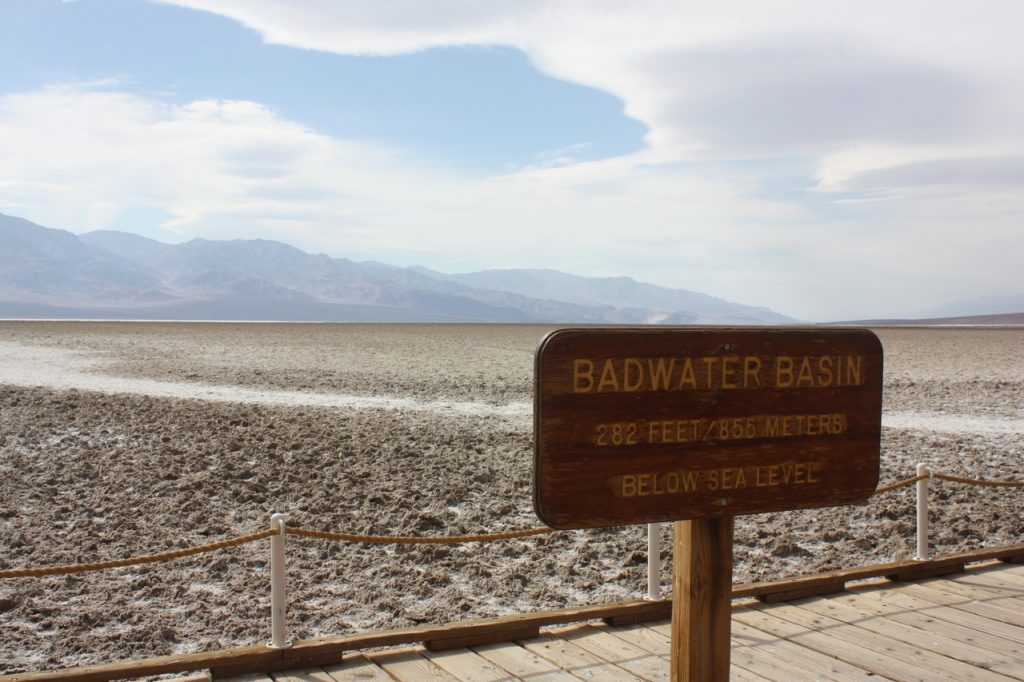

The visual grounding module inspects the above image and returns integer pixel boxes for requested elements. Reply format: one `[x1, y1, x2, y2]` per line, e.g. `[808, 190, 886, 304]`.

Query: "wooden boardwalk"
[226, 561, 1024, 681]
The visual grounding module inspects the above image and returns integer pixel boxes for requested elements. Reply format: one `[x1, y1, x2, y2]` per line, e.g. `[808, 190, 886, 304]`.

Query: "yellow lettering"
[622, 475, 637, 497]
[682, 470, 700, 492]
[598, 359, 620, 392]
[721, 467, 736, 489]
[735, 468, 747, 488]
[794, 462, 807, 484]
[647, 358, 675, 390]
[808, 462, 821, 483]
[846, 356, 863, 386]
[817, 356, 834, 386]
[796, 357, 815, 387]
[573, 359, 594, 393]
[623, 358, 643, 391]
[744, 356, 762, 388]
[721, 355, 739, 389]
[677, 358, 697, 389]
[702, 357, 719, 387]
[775, 356, 794, 387]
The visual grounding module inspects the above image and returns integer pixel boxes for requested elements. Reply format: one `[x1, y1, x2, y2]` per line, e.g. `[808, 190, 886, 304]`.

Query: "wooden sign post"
[534, 328, 883, 681]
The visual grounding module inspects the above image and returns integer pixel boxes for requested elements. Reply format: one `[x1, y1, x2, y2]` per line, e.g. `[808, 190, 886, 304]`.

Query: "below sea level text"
[616, 461, 822, 497]
[594, 413, 847, 446]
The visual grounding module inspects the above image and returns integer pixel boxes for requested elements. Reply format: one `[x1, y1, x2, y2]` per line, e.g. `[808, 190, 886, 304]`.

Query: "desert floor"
[0, 321, 1022, 672]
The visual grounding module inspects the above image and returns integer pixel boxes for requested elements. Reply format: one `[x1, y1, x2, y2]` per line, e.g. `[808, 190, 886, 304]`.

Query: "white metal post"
[647, 522, 662, 600]
[914, 464, 931, 561]
[268, 513, 291, 649]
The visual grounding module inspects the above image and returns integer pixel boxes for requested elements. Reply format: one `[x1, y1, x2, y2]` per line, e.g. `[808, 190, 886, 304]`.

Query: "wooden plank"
[952, 570, 1024, 597]
[885, 562, 966, 582]
[521, 632, 647, 682]
[757, 581, 845, 603]
[219, 676, 274, 682]
[734, 604, 956, 682]
[830, 588, 1024, 663]
[618, 618, 834, 681]
[860, 583, 1024, 645]
[966, 563, 1024, 588]
[272, 670, 334, 681]
[896, 582, 1024, 629]
[728, 667, 769, 682]
[749, 600, 1015, 682]
[556, 623, 670, 681]
[672, 517, 733, 681]
[423, 648, 512, 681]
[646, 615, 851, 681]
[602, 603, 671, 627]
[730, 619, 880, 681]
[471, 642, 576, 681]
[795, 592, 1024, 678]
[728, 644, 826, 682]
[916, 577, 1024, 612]
[424, 625, 540, 652]
[11, 549, 1024, 681]
[733, 544, 1024, 602]
[0, 646, 281, 682]
[603, 623, 672, 657]
[320, 656, 393, 681]
[368, 650, 458, 681]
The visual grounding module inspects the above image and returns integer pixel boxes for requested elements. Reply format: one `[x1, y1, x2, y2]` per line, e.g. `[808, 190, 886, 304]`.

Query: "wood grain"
[534, 327, 883, 529]
[671, 517, 734, 682]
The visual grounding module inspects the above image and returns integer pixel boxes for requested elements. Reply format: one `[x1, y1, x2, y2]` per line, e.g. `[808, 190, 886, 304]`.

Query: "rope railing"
[0, 468, 1020, 579]
[873, 473, 928, 494]
[1, 464, 1022, 653]
[286, 525, 556, 545]
[932, 472, 1024, 488]
[0, 529, 276, 579]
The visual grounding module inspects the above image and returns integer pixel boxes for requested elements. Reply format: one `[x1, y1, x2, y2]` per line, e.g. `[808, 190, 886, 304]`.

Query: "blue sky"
[1, 0, 1021, 320]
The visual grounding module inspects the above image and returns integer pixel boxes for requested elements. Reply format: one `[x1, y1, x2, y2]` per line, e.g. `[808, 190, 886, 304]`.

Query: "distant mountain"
[916, 294, 1024, 319]
[830, 311, 1024, 326]
[0, 212, 794, 323]
[0, 214, 162, 303]
[429, 268, 791, 324]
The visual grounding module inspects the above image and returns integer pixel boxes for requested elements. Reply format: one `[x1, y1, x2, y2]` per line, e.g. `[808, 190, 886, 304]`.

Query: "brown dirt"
[0, 322, 1021, 673]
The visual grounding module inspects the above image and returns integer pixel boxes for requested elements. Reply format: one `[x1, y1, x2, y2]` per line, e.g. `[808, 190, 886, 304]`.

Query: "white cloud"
[163, 1, 1024, 163]
[4, 1, 1023, 319]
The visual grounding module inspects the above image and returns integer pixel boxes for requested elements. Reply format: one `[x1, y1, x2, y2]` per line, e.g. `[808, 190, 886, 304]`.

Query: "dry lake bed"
[0, 321, 1022, 672]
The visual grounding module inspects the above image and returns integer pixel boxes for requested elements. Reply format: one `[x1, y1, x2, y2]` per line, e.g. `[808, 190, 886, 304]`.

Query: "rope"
[5, 467, 1024, 578]
[932, 472, 1024, 488]
[874, 474, 928, 495]
[0, 529, 276, 579]
[286, 525, 556, 545]
[872, 471, 1024, 496]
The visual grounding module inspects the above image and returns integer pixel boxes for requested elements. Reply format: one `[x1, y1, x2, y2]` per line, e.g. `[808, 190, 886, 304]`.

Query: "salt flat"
[0, 321, 1021, 673]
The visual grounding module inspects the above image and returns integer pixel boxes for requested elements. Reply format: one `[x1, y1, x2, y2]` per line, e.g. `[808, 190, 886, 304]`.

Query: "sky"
[0, 0, 1021, 321]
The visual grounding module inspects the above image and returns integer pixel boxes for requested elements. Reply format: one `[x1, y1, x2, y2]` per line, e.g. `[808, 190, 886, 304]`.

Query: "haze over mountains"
[2, 213, 1020, 324]
[0, 213, 794, 324]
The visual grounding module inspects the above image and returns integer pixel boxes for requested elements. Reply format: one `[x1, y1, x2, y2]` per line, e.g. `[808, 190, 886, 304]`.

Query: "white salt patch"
[882, 411, 1023, 435]
[3, 341, 1018, 434]
[0, 341, 530, 422]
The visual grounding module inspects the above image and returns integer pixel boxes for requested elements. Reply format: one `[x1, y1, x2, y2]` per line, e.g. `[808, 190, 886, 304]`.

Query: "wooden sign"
[534, 327, 883, 530]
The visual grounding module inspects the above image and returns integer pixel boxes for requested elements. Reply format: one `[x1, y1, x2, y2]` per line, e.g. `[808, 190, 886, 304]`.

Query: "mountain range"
[0, 213, 794, 324]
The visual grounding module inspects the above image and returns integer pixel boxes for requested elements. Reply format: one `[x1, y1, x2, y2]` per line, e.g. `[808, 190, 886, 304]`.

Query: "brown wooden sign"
[534, 327, 883, 529]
